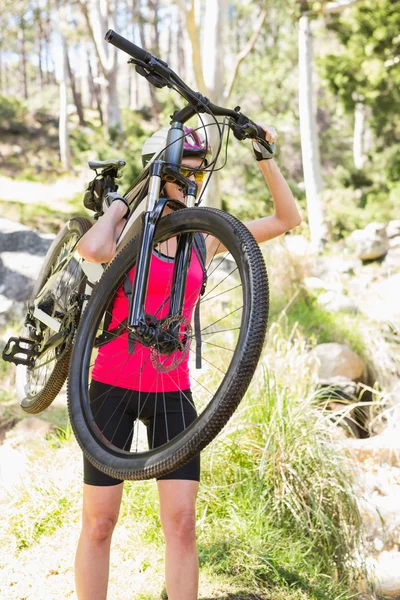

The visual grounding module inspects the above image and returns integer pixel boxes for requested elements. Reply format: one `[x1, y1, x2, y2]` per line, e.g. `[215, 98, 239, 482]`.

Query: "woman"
[75, 124, 301, 600]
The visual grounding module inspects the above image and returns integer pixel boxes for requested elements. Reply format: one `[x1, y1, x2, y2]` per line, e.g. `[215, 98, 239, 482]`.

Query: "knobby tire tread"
[18, 218, 92, 414]
[68, 208, 269, 479]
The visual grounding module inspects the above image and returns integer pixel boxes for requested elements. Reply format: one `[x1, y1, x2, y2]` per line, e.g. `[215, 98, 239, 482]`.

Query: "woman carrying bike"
[75, 123, 301, 600]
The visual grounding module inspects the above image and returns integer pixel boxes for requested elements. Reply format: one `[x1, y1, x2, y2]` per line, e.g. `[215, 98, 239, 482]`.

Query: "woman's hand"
[252, 123, 278, 161]
[256, 123, 278, 145]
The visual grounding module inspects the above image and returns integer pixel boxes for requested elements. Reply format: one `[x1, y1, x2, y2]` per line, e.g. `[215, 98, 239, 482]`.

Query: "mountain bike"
[3, 29, 270, 480]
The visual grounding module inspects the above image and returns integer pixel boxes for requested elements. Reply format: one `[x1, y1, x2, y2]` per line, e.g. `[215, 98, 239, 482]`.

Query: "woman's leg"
[75, 482, 124, 600]
[157, 479, 199, 600]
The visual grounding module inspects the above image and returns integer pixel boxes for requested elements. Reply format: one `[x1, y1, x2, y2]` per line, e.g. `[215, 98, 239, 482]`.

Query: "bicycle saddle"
[88, 158, 126, 171]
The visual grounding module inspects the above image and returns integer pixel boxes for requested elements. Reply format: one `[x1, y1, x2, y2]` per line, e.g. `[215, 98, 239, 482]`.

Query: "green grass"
[278, 293, 367, 358]
[192, 327, 366, 599]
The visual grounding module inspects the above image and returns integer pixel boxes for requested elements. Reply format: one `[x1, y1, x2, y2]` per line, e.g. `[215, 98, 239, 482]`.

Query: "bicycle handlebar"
[105, 29, 274, 154]
[105, 29, 152, 64]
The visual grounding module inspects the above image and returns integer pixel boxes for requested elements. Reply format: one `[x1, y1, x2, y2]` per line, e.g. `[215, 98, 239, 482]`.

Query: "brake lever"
[129, 56, 173, 89]
[229, 114, 275, 154]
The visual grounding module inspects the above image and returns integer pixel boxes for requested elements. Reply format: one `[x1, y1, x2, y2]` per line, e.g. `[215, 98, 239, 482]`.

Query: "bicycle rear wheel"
[68, 207, 269, 479]
[16, 217, 92, 413]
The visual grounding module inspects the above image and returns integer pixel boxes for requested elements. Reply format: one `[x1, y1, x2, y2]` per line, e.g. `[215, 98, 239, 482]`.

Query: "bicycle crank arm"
[32, 306, 61, 333]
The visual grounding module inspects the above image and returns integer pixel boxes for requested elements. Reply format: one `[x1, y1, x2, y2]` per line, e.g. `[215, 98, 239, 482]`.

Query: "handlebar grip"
[105, 29, 151, 63]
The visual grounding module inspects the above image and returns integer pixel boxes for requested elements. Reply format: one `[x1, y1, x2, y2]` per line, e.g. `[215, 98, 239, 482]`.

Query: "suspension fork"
[128, 219, 193, 331]
[127, 168, 195, 345]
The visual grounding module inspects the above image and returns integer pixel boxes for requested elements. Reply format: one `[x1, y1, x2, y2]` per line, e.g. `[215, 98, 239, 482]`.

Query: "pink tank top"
[92, 247, 204, 392]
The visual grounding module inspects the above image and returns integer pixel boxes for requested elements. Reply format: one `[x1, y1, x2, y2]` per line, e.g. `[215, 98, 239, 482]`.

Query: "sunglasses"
[179, 167, 207, 183]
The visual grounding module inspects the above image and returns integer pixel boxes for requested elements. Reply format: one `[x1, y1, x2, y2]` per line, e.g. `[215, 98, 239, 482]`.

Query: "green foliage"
[0, 95, 28, 127]
[283, 293, 366, 358]
[197, 326, 364, 597]
[320, 0, 400, 140]
[8, 486, 74, 551]
[69, 109, 151, 193]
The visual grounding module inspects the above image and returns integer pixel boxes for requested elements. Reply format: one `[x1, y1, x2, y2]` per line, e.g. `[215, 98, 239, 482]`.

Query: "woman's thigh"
[81, 482, 124, 527]
[157, 480, 199, 528]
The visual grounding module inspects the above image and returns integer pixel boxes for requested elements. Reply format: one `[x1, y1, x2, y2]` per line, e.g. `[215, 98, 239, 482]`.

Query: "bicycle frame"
[31, 23, 274, 350]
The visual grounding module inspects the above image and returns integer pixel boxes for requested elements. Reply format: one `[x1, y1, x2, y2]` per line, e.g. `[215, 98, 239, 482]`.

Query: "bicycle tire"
[68, 207, 269, 479]
[17, 217, 92, 414]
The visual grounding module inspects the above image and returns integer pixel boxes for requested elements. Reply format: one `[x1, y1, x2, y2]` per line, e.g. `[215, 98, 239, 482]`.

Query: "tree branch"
[77, 0, 114, 76]
[224, 7, 268, 103]
[177, 0, 209, 96]
[321, 0, 363, 13]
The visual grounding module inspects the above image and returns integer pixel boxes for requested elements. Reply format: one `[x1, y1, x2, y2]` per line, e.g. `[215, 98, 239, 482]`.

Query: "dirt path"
[0, 175, 86, 213]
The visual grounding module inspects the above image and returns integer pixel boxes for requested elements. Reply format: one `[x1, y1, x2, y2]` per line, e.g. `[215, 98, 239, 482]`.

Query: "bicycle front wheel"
[68, 207, 269, 480]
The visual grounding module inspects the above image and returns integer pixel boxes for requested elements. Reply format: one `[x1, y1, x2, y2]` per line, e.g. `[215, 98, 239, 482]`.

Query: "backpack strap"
[123, 275, 136, 353]
[94, 276, 131, 349]
[193, 233, 207, 369]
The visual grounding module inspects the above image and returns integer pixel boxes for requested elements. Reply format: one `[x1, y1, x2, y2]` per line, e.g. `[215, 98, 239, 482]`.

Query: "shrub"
[0, 95, 28, 127]
[198, 325, 365, 597]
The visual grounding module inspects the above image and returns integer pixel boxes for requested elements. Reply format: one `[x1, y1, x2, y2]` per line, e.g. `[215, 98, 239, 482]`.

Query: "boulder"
[384, 247, 400, 268]
[342, 432, 400, 466]
[317, 291, 358, 313]
[389, 235, 400, 249]
[387, 220, 400, 239]
[367, 551, 400, 598]
[312, 343, 366, 382]
[347, 222, 389, 261]
[303, 277, 343, 293]
[0, 218, 54, 327]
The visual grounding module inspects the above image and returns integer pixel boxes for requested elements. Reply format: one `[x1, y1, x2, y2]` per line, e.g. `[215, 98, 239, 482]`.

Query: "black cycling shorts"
[83, 380, 200, 486]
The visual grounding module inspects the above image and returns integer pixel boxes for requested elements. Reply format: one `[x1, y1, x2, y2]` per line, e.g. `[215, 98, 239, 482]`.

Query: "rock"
[0, 218, 54, 327]
[387, 220, 400, 239]
[358, 495, 400, 545]
[389, 235, 400, 249]
[384, 248, 400, 268]
[317, 291, 359, 313]
[347, 222, 389, 261]
[367, 550, 400, 598]
[342, 432, 400, 466]
[319, 375, 359, 398]
[312, 343, 367, 382]
[313, 256, 362, 277]
[303, 277, 343, 293]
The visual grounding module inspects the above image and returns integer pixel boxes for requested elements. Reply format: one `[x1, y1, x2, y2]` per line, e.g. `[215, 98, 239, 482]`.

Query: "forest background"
[0, 1, 399, 599]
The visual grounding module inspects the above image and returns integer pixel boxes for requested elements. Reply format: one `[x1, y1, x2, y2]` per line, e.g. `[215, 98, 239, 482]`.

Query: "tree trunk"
[19, 14, 28, 100]
[353, 101, 366, 170]
[35, 3, 44, 91]
[88, 53, 104, 124]
[0, 43, 3, 94]
[148, 0, 160, 56]
[66, 50, 86, 126]
[59, 38, 72, 171]
[298, 14, 326, 250]
[200, 0, 228, 209]
[138, 8, 161, 118]
[79, 0, 122, 132]
[45, 0, 52, 84]
[80, 43, 91, 108]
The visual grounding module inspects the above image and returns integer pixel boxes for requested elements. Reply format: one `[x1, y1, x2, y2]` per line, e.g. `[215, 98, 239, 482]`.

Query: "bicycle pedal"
[2, 336, 40, 367]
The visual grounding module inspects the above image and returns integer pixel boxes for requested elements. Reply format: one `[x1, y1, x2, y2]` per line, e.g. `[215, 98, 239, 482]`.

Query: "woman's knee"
[161, 509, 197, 546]
[82, 515, 117, 543]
